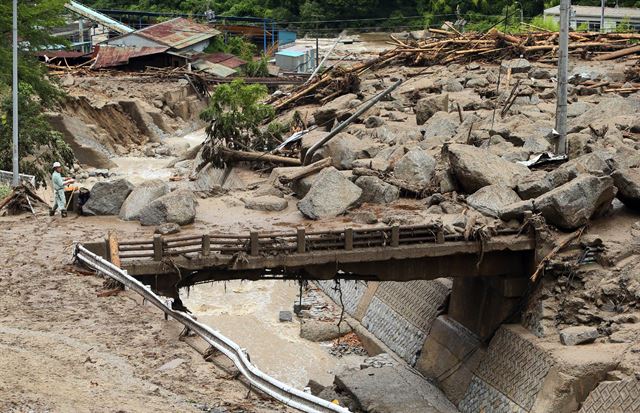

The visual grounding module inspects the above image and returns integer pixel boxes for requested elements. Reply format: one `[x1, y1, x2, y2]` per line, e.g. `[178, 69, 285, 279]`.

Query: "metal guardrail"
[117, 224, 520, 263]
[74, 244, 351, 413]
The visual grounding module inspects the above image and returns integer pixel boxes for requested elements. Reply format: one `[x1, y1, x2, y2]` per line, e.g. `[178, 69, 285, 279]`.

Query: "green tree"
[0, 0, 73, 187]
[199, 79, 274, 167]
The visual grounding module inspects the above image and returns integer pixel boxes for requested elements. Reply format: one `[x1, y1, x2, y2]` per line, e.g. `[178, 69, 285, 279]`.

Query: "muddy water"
[181, 281, 365, 388]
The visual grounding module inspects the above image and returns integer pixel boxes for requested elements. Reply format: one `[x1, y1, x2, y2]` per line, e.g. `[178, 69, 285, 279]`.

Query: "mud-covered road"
[0, 213, 289, 413]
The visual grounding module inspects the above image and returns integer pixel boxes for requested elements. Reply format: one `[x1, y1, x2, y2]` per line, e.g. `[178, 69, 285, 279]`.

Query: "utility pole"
[12, 0, 19, 187]
[555, 0, 570, 155]
[600, 0, 605, 32]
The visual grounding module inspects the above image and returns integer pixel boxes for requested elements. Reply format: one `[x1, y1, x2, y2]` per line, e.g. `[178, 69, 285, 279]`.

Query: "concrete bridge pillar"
[448, 275, 529, 341]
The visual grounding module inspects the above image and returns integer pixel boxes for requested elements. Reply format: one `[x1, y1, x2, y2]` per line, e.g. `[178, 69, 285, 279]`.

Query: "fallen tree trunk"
[219, 147, 301, 166]
[278, 157, 332, 184]
[593, 44, 640, 61]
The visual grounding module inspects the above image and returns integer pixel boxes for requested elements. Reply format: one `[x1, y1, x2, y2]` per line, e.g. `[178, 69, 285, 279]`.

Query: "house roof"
[544, 5, 640, 20]
[199, 52, 247, 68]
[92, 45, 169, 69]
[136, 17, 220, 50]
[192, 60, 237, 77]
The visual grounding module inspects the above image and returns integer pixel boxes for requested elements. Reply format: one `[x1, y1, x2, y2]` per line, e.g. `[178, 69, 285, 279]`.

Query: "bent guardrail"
[74, 244, 351, 413]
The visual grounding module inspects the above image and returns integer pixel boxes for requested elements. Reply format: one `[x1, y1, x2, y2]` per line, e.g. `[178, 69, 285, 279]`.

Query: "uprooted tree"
[198, 79, 276, 168]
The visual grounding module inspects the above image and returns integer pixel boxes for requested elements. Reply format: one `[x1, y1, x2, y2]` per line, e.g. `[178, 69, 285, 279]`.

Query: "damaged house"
[93, 17, 221, 70]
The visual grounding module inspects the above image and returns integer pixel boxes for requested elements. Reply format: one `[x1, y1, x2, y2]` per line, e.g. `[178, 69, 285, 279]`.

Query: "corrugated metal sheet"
[137, 17, 220, 50]
[192, 61, 237, 77]
[200, 52, 247, 68]
[92, 45, 169, 69]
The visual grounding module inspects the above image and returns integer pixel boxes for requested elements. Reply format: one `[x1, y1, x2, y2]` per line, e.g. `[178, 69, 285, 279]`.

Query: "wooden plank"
[108, 231, 121, 268]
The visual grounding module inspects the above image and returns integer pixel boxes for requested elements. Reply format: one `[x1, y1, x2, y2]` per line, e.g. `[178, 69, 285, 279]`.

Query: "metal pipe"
[555, 0, 570, 155]
[600, 0, 605, 32]
[11, 0, 19, 187]
[74, 245, 351, 413]
[303, 79, 402, 165]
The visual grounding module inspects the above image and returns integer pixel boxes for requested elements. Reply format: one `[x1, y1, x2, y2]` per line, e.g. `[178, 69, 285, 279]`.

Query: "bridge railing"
[117, 225, 518, 263]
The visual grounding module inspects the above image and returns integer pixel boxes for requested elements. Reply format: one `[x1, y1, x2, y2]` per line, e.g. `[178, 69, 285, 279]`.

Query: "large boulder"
[83, 179, 134, 216]
[415, 94, 449, 125]
[314, 133, 375, 169]
[466, 184, 521, 218]
[534, 175, 616, 230]
[517, 152, 613, 199]
[298, 167, 362, 219]
[138, 189, 197, 226]
[243, 195, 288, 212]
[447, 144, 530, 193]
[612, 168, 640, 209]
[313, 93, 358, 129]
[421, 111, 459, 139]
[356, 176, 400, 204]
[393, 149, 437, 189]
[119, 179, 169, 221]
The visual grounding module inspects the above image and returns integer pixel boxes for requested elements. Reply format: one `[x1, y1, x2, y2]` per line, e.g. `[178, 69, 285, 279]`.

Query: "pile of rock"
[82, 178, 197, 227]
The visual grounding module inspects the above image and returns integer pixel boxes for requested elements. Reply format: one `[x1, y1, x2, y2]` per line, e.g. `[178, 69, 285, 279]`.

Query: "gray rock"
[444, 79, 463, 92]
[501, 58, 531, 74]
[534, 175, 616, 230]
[530, 68, 552, 79]
[279, 311, 293, 322]
[466, 76, 488, 88]
[569, 96, 640, 133]
[466, 184, 521, 218]
[421, 111, 459, 139]
[139, 189, 197, 226]
[559, 326, 599, 346]
[300, 320, 351, 342]
[415, 94, 449, 125]
[365, 116, 384, 128]
[335, 365, 459, 413]
[83, 179, 134, 216]
[119, 179, 169, 221]
[313, 93, 358, 129]
[499, 199, 535, 221]
[298, 167, 362, 219]
[155, 222, 181, 235]
[393, 149, 436, 189]
[351, 158, 390, 172]
[612, 168, 640, 209]
[447, 144, 530, 193]
[356, 176, 400, 204]
[243, 195, 288, 212]
[314, 133, 374, 169]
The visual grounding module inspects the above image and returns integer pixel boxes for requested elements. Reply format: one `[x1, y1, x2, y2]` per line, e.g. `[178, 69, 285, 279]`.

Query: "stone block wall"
[316, 278, 451, 365]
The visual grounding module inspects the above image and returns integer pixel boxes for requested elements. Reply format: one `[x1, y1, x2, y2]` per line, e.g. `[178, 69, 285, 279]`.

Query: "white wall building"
[544, 5, 640, 32]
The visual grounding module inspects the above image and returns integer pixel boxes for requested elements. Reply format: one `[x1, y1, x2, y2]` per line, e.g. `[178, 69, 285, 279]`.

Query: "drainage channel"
[74, 244, 351, 413]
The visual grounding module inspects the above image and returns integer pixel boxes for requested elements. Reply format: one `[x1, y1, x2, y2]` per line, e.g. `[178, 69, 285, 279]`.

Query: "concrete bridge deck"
[86, 224, 536, 295]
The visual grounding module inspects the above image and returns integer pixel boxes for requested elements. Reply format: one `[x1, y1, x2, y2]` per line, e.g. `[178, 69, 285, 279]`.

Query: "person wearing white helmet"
[50, 161, 74, 217]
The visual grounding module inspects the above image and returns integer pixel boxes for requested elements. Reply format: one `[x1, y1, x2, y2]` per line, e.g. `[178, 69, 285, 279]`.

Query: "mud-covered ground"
[0, 213, 290, 413]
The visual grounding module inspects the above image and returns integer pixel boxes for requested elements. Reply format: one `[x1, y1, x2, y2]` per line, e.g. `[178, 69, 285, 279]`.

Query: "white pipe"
[75, 245, 351, 413]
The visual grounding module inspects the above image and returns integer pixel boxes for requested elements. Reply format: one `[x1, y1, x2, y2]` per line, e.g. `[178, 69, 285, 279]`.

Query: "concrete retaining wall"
[316, 278, 451, 365]
[579, 379, 640, 413]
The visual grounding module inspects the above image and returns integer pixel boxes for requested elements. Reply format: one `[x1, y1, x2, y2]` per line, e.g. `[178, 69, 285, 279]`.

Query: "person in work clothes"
[50, 161, 73, 217]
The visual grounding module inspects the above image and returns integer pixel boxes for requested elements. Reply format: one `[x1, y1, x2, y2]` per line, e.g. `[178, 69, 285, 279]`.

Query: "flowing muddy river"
[181, 281, 366, 388]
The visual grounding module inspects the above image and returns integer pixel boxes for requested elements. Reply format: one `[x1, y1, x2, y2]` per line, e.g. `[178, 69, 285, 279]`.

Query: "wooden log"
[278, 157, 332, 184]
[593, 44, 640, 61]
[219, 147, 301, 166]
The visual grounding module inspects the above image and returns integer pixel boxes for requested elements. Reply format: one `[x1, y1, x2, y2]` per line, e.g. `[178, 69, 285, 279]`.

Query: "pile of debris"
[270, 30, 640, 111]
[0, 185, 48, 215]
